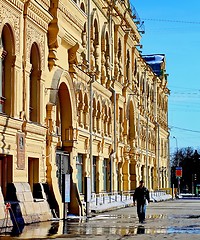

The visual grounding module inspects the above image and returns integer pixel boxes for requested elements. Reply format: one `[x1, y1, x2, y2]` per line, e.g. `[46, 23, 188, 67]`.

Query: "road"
[1, 199, 200, 239]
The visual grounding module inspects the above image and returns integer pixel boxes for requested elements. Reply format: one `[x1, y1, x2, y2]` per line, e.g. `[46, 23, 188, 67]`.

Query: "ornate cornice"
[27, 1, 52, 31]
[58, 2, 84, 31]
[5, 0, 24, 11]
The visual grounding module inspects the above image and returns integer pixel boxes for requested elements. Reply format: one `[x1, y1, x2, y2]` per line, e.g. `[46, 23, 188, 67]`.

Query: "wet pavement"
[1, 199, 200, 239]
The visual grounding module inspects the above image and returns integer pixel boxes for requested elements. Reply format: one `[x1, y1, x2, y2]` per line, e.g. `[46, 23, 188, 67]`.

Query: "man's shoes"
[140, 220, 146, 224]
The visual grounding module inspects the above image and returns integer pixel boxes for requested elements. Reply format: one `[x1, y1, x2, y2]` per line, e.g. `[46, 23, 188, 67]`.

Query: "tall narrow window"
[0, 39, 6, 113]
[30, 43, 41, 123]
[119, 107, 123, 141]
[103, 158, 108, 192]
[0, 24, 14, 115]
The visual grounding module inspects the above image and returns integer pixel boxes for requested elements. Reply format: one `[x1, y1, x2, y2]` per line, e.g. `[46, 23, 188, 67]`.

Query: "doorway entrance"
[0, 155, 12, 197]
[56, 151, 70, 196]
[28, 157, 39, 192]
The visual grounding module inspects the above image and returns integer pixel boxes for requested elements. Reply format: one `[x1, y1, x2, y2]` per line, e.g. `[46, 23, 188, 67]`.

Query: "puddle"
[0, 221, 168, 238]
[168, 226, 200, 234]
[1, 214, 200, 238]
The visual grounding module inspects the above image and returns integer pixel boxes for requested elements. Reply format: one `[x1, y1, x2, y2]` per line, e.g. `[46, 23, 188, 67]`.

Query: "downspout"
[109, 2, 116, 192]
[89, 76, 94, 194]
[144, 71, 148, 188]
[23, 0, 31, 117]
[87, 0, 91, 70]
[87, 0, 94, 194]
[157, 123, 160, 190]
[110, 86, 116, 193]
[166, 92, 170, 188]
[146, 116, 149, 188]
[155, 121, 160, 190]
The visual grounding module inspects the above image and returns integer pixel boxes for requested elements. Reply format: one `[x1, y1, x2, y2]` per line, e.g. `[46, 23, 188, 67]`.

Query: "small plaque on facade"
[17, 133, 25, 170]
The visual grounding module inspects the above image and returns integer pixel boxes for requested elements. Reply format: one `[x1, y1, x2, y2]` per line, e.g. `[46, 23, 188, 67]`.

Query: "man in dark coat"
[133, 180, 150, 223]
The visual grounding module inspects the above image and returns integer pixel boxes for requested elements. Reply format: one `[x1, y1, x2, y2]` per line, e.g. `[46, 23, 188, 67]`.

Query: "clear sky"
[131, 0, 200, 155]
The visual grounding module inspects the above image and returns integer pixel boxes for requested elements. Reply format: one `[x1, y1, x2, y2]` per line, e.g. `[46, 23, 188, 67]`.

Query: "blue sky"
[131, 0, 200, 154]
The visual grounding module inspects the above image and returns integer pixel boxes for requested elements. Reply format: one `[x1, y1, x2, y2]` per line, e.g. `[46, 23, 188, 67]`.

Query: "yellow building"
[0, 0, 169, 221]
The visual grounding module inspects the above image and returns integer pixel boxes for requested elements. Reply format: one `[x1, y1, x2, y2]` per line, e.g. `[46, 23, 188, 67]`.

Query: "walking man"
[133, 180, 150, 223]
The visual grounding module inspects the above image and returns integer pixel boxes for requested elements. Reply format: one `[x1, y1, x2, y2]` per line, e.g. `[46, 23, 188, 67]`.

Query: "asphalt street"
[1, 198, 200, 239]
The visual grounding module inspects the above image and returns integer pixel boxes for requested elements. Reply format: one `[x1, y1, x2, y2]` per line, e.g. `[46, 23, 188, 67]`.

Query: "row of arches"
[77, 90, 112, 137]
[0, 23, 41, 122]
[79, 5, 168, 131]
[72, 0, 87, 13]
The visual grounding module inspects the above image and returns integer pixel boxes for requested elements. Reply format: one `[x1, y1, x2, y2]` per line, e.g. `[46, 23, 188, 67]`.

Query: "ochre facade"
[0, 0, 169, 220]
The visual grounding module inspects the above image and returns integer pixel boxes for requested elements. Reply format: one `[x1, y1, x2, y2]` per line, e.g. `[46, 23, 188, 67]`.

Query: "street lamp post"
[173, 136, 180, 195]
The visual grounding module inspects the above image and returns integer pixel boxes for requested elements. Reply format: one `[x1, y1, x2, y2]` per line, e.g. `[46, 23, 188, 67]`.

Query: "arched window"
[92, 98, 96, 132]
[96, 101, 101, 133]
[104, 105, 108, 136]
[90, 18, 100, 80]
[117, 38, 123, 84]
[29, 43, 41, 123]
[101, 29, 110, 87]
[83, 93, 89, 129]
[0, 24, 15, 115]
[108, 107, 112, 137]
[134, 59, 137, 76]
[105, 32, 110, 82]
[0, 38, 6, 113]
[126, 50, 130, 83]
[80, 2, 85, 12]
[78, 91, 83, 127]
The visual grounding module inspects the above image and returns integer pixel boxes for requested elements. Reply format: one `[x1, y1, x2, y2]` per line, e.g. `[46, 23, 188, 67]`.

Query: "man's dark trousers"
[137, 203, 146, 223]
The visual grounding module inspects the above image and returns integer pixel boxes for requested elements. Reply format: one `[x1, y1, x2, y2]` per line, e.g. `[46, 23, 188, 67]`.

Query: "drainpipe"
[108, 2, 116, 192]
[89, 76, 94, 194]
[23, 0, 31, 117]
[110, 86, 116, 193]
[87, 0, 91, 70]
[144, 71, 149, 188]
[146, 116, 149, 188]
[155, 121, 160, 190]
[86, 0, 94, 214]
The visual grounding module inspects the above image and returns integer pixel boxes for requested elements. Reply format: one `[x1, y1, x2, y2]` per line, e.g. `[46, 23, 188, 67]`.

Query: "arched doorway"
[47, 69, 78, 217]
[55, 82, 73, 196]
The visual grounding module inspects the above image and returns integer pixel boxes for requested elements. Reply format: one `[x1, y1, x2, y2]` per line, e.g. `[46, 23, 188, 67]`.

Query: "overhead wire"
[139, 19, 200, 139]
[142, 18, 200, 25]
[169, 125, 200, 134]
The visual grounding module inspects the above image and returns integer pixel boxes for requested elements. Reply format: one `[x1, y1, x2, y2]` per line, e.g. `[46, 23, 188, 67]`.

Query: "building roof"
[143, 54, 165, 77]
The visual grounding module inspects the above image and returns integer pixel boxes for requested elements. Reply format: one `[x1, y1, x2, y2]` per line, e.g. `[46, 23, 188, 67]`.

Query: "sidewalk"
[90, 191, 172, 213]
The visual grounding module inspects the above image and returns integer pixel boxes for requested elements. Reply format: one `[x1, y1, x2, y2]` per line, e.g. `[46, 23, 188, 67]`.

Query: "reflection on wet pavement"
[1, 212, 200, 238]
[0, 220, 168, 238]
[168, 226, 200, 234]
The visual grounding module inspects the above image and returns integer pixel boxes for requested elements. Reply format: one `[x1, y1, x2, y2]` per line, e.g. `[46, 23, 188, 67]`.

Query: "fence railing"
[91, 190, 171, 207]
